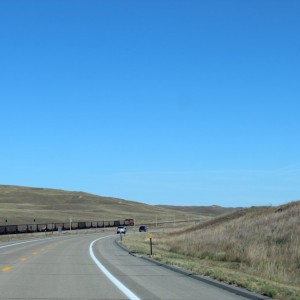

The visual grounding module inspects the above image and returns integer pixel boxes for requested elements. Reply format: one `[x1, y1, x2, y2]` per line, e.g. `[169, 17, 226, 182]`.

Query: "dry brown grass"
[0, 185, 209, 225]
[122, 201, 300, 300]
[161, 202, 300, 286]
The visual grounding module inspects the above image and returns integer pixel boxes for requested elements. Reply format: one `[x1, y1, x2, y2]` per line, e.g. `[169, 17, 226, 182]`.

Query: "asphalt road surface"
[0, 231, 253, 300]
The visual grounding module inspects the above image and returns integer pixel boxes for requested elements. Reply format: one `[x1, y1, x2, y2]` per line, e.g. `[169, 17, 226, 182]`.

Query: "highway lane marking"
[0, 235, 80, 253]
[0, 237, 59, 249]
[20, 257, 28, 261]
[89, 236, 140, 300]
[2, 266, 12, 272]
[32, 252, 38, 255]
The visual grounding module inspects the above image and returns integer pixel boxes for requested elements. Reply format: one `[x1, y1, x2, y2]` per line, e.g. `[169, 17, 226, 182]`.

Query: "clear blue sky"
[1, 1, 299, 207]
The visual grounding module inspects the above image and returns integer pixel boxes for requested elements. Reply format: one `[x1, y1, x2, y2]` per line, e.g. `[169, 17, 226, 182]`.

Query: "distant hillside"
[0, 185, 223, 225]
[156, 205, 238, 216]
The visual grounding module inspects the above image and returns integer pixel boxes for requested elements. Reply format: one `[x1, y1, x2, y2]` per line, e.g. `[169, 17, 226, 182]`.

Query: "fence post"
[149, 233, 153, 256]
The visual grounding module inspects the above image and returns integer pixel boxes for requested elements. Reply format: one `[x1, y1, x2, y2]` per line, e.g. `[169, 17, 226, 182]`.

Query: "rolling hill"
[0, 185, 236, 225]
[122, 201, 300, 300]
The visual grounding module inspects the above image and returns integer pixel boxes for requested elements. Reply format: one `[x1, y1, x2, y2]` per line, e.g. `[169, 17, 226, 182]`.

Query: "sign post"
[149, 233, 153, 256]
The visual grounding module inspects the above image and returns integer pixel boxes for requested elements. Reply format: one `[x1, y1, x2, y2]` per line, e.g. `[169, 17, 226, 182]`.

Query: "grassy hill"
[122, 201, 300, 300]
[156, 204, 239, 216]
[0, 185, 234, 225]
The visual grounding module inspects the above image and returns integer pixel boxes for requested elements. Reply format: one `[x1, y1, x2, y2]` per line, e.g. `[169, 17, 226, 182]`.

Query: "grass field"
[1, 185, 299, 299]
[0, 185, 232, 225]
[121, 201, 300, 300]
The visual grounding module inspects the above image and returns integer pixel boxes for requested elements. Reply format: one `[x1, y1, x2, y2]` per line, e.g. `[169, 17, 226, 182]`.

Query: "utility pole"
[70, 216, 72, 234]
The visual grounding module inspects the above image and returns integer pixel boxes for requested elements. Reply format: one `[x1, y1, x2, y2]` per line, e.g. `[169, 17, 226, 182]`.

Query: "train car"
[47, 223, 54, 231]
[85, 222, 92, 229]
[78, 222, 86, 229]
[6, 225, 17, 234]
[17, 224, 28, 233]
[125, 218, 134, 226]
[0, 219, 135, 235]
[0, 226, 6, 235]
[63, 223, 70, 230]
[27, 224, 37, 233]
[71, 222, 78, 229]
[55, 223, 64, 231]
[37, 224, 47, 232]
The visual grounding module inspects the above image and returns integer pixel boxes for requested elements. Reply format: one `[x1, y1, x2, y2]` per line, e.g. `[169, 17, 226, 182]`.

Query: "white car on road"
[117, 226, 127, 234]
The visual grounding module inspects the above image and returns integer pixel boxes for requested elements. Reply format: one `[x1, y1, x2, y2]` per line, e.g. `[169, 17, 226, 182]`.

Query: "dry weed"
[156, 202, 300, 286]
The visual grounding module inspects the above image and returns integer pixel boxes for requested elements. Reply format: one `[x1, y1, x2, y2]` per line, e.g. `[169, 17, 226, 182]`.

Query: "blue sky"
[1, 1, 299, 207]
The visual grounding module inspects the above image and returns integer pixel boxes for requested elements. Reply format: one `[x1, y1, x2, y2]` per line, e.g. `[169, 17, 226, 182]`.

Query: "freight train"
[0, 218, 134, 235]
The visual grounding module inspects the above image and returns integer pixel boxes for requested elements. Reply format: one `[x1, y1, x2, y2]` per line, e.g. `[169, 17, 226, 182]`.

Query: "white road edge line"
[89, 236, 140, 300]
[0, 237, 58, 249]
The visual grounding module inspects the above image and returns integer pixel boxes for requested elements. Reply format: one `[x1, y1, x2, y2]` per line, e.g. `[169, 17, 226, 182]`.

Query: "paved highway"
[0, 232, 254, 299]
